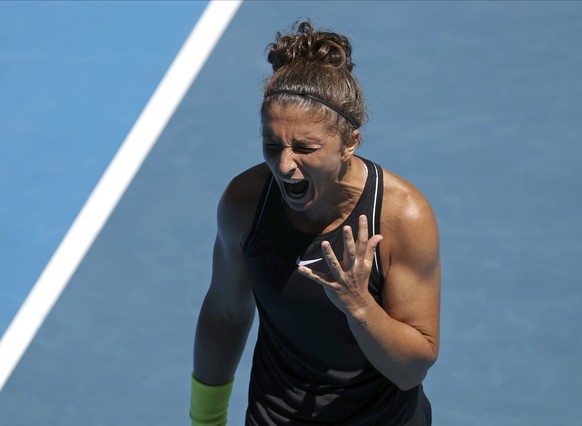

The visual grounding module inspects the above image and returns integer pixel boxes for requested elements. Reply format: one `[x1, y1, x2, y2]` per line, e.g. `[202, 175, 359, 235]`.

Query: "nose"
[277, 147, 297, 176]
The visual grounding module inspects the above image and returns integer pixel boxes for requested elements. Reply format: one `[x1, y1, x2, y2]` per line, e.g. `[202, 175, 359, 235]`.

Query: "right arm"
[193, 165, 268, 385]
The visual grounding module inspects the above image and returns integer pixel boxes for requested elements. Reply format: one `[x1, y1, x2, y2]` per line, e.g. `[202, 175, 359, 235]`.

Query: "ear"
[341, 129, 360, 160]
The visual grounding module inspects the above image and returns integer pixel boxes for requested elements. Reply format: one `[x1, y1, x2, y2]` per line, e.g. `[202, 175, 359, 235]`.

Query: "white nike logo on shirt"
[296, 256, 323, 267]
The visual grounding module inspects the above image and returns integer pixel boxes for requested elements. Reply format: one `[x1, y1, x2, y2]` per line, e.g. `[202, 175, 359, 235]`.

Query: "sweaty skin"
[195, 104, 441, 392]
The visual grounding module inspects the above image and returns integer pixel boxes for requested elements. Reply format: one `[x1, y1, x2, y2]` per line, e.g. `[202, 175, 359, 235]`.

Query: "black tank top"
[242, 157, 431, 425]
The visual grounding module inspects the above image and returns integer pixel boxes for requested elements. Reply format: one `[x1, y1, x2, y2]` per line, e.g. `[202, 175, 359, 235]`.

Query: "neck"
[285, 157, 368, 235]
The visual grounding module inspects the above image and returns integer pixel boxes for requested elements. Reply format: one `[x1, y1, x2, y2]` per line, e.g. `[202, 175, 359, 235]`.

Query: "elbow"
[391, 356, 437, 391]
[392, 370, 427, 391]
[200, 290, 256, 328]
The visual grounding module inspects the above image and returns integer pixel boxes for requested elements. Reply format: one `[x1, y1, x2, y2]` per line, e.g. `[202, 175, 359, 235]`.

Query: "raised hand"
[297, 215, 383, 316]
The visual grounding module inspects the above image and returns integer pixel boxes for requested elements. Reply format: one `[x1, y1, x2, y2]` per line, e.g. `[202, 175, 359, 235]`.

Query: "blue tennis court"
[1, 1, 581, 424]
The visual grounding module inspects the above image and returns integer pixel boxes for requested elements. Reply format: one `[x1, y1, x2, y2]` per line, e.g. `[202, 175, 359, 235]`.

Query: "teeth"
[281, 178, 304, 184]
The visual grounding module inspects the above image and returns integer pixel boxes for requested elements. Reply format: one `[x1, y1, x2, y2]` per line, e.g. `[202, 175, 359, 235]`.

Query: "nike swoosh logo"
[296, 256, 323, 267]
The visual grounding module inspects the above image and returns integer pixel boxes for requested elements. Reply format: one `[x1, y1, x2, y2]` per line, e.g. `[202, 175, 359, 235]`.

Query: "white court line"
[0, 0, 242, 392]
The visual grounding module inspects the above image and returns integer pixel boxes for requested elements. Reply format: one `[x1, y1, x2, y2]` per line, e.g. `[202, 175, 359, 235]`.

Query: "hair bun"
[267, 20, 354, 72]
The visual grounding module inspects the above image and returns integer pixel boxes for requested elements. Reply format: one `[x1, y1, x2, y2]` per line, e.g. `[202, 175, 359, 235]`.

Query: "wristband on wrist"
[190, 374, 234, 426]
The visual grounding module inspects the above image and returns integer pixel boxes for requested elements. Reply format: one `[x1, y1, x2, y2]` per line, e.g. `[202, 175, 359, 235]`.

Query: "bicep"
[202, 177, 260, 319]
[200, 164, 271, 320]
[381, 203, 441, 354]
[203, 230, 255, 322]
[194, 230, 255, 384]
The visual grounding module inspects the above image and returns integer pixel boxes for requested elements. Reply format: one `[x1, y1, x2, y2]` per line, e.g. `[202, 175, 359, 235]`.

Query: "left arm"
[298, 195, 440, 390]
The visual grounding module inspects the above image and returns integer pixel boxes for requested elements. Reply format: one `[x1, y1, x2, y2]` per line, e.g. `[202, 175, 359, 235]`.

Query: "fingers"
[342, 226, 356, 269]
[356, 215, 369, 259]
[342, 216, 375, 265]
[365, 234, 383, 265]
[297, 265, 332, 286]
[299, 215, 383, 284]
[321, 241, 343, 280]
[355, 215, 383, 270]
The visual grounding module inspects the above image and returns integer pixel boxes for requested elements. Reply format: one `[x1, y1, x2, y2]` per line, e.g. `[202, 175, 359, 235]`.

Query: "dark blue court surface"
[1, 2, 581, 425]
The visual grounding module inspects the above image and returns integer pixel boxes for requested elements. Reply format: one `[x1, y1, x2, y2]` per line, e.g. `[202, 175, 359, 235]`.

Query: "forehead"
[261, 104, 334, 137]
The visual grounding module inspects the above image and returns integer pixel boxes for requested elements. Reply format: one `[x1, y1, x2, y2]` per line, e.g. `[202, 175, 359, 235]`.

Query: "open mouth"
[283, 179, 310, 199]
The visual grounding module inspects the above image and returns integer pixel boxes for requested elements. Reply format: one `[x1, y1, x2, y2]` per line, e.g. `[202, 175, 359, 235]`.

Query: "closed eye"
[262, 137, 320, 154]
[262, 142, 283, 152]
[292, 145, 318, 154]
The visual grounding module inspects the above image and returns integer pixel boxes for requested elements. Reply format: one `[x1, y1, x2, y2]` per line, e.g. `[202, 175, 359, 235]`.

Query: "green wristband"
[190, 374, 234, 426]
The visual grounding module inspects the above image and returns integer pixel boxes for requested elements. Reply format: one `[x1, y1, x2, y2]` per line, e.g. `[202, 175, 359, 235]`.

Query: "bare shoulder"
[380, 169, 440, 273]
[218, 163, 271, 246]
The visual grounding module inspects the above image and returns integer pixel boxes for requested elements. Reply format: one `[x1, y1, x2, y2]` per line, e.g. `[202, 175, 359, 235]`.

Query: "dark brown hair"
[262, 21, 367, 144]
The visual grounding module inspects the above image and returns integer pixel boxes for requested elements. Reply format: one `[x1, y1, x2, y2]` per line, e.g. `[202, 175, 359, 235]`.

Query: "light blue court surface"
[0, 0, 209, 336]
[1, 1, 582, 425]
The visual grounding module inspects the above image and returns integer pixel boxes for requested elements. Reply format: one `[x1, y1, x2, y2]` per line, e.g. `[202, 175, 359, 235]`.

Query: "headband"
[264, 89, 360, 128]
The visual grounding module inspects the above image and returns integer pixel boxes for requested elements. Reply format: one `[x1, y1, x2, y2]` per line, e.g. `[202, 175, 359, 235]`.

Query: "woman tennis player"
[191, 20, 441, 425]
